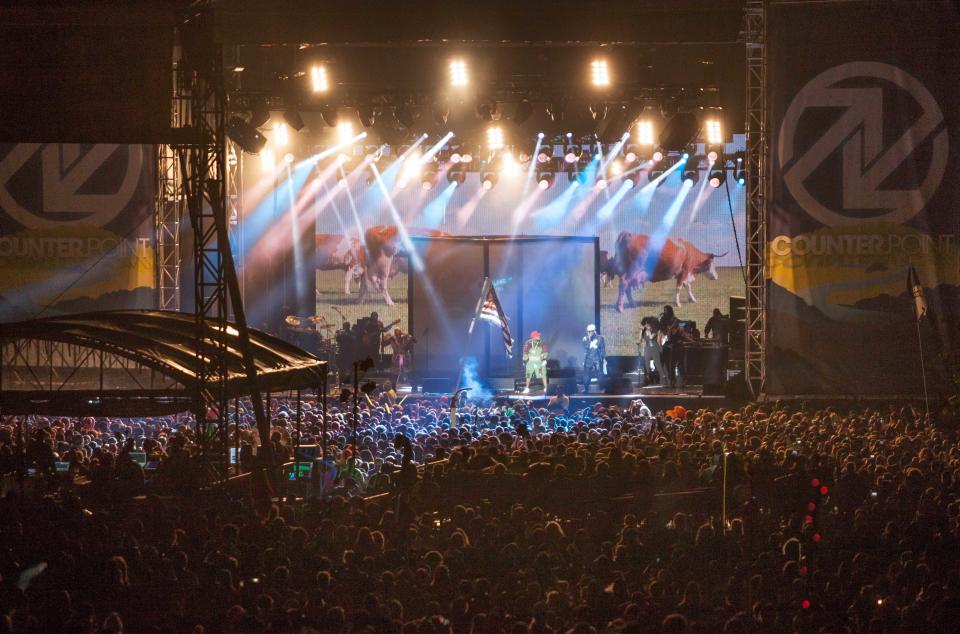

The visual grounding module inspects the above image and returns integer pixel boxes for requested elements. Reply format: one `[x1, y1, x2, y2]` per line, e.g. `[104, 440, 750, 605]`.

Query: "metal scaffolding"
[172, 7, 271, 463]
[155, 50, 184, 312]
[744, 0, 767, 399]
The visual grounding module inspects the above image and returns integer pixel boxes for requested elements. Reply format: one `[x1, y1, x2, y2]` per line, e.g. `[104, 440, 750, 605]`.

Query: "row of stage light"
[227, 54, 723, 156]
[243, 56, 616, 95]
[254, 124, 746, 193]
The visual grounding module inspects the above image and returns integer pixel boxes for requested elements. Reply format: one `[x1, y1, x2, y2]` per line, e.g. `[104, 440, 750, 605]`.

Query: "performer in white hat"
[581, 323, 606, 392]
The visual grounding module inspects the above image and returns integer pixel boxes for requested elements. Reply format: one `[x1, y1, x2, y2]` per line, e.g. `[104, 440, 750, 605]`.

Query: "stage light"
[590, 58, 610, 87]
[514, 99, 534, 124]
[610, 160, 623, 176]
[659, 112, 700, 152]
[705, 118, 723, 145]
[624, 174, 638, 188]
[501, 152, 520, 175]
[481, 172, 498, 190]
[546, 102, 565, 122]
[447, 170, 466, 186]
[395, 104, 415, 129]
[226, 116, 267, 154]
[476, 101, 499, 122]
[538, 132, 545, 139]
[460, 153, 473, 164]
[652, 149, 664, 162]
[708, 168, 726, 188]
[283, 152, 294, 164]
[422, 170, 436, 190]
[273, 122, 289, 147]
[596, 178, 608, 190]
[402, 156, 422, 178]
[449, 59, 468, 87]
[683, 159, 699, 183]
[564, 146, 579, 164]
[357, 107, 376, 127]
[487, 126, 505, 151]
[589, 102, 608, 121]
[735, 166, 746, 185]
[537, 148, 552, 163]
[636, 120, 655, 145]
[248, 99, 270, 128]
[682, 152, 690, 160]
[707, 150, 719, 163]
[336, 121, 354, 145]
[450, 153, 462, 164]
[311, 65, 330, 93]
[623, 144, 638, 164]
[536, 171, 554, 190]
[283, 108, 304, 132]
[232, 66, 245, 73]
[260, 148, 275, 170]
[320, 106, 338, 128]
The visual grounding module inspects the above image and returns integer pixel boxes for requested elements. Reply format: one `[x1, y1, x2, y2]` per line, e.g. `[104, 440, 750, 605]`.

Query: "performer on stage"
[358, 311, 399, 366]
[382, 328, 417, 383]
[522, 330, 548, 394]
[639, 316, 664, 386]
[334, 321, 355, 381]
[582, 323, 606, 392]
[660, 305, 692, 388]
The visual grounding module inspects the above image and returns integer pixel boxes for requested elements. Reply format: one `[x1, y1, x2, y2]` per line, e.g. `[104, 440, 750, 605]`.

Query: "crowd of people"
[1, 395, 960, 632]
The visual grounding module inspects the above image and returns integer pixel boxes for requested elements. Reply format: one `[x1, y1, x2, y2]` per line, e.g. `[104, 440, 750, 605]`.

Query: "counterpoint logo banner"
[766, 0, 960, 396]
[0, 143, 155, 321]
[779, 62, 948, 228]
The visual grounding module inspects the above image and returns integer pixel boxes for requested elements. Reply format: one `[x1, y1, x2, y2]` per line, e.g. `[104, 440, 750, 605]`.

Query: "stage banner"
[766, 0, 960, 396]
[0, 144, 156, 322]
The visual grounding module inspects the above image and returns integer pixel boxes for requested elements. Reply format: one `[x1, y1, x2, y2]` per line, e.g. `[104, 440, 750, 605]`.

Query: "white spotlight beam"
[419, 132, 455, 164]
[523, 135, 543, 195]
[296, 131, 369, 169]
[370, 164, 424, 271]
[600, 133, 629, 177]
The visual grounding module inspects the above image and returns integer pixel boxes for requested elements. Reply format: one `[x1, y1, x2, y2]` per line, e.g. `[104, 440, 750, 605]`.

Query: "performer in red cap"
[522, 330, 548, 394]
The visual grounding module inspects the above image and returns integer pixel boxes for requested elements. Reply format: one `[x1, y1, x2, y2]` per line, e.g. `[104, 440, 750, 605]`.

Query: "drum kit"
[283, 314, 338, 360]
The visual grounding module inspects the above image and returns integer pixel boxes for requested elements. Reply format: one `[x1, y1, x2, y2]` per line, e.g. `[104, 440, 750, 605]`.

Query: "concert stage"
[393, 383, 733, 413]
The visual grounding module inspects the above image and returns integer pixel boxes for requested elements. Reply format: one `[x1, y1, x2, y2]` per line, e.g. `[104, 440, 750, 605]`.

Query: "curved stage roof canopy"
[0, 310, 326, 416]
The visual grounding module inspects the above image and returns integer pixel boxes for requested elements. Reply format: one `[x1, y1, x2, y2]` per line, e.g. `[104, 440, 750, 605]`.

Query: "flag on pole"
[477, 278, 514, 356]
[907, 265, 928, 321]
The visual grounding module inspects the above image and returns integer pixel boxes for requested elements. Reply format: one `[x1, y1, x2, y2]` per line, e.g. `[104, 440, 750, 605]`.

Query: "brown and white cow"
[598, 250, 617, 288]
[614, 231, 725, 311]
[357, 226, 445, 305]
[315, 233, 364, 294]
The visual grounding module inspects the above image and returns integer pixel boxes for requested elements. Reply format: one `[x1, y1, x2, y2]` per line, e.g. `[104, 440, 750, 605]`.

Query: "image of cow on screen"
[614, 231, 727, 311]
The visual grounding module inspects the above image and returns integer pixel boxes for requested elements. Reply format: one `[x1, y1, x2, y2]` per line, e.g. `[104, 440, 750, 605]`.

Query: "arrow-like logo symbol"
[779, 61, 947, 227]
[0, 143, 144, 229]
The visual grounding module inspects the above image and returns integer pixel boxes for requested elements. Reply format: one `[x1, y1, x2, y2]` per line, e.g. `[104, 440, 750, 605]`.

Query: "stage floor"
[395, 384, 728, 412]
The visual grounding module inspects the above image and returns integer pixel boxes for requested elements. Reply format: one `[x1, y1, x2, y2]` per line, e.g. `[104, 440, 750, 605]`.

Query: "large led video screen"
[408, 237, 597, 376]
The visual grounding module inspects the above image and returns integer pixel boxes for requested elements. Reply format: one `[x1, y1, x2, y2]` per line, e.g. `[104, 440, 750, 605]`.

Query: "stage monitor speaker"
[607, 355, 639, 375]
[602, 376, 634, 394]
[729, 296, 746, 354]
[547, 375, 577, 395]
[684, 344, 728, 386]
[421, 377, 454, 394]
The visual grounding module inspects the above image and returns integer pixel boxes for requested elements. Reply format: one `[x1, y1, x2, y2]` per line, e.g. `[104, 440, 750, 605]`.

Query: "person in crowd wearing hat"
[581, 323, 606, 392]
[521, 330, 549, 394]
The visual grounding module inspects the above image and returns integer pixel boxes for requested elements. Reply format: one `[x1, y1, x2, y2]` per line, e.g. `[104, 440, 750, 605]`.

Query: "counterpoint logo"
[0, 144, 144, 229]
[779, 62, 948, 227]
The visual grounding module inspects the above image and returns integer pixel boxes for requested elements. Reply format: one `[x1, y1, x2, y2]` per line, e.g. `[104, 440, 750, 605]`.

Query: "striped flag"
[477, 278, 514, 356]
[907, 264, 928, 321]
